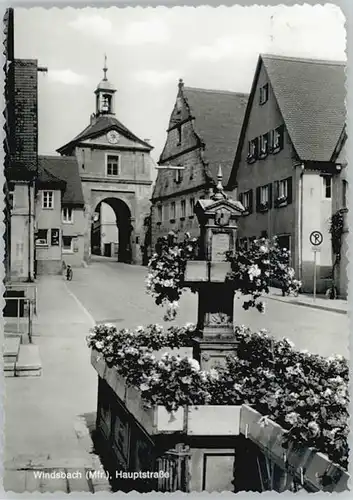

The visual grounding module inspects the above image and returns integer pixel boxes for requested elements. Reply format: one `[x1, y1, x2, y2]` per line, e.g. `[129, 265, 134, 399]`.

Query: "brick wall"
[13, 59, 38, 171]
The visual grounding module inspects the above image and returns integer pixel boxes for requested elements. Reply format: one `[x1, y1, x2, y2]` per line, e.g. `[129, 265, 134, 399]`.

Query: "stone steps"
[4, 338, 42, 377]
[4, 336, 21, 363]
[15, 345, 42, 377]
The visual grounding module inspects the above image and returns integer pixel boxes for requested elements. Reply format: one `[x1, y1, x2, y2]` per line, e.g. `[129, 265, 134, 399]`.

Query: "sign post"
[309, 231, 323, 301]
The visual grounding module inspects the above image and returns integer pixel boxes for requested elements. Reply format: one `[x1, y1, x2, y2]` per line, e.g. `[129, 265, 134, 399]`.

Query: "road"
[67, 257, 349, 359]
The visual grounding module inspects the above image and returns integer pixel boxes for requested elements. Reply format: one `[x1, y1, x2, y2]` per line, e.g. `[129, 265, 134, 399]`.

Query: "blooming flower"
[188, 358, 200, 372]
[285, 412, 299, 425]
[308, 421, 320, 437]
[248, 264, 261, 281]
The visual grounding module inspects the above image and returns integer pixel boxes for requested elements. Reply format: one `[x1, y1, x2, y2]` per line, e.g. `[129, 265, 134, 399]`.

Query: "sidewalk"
[3, 275, 111, 493]
[267, 287, 348, 315]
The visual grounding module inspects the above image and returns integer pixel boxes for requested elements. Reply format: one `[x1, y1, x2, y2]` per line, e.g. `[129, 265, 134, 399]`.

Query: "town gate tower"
[57, 58, 153, 264]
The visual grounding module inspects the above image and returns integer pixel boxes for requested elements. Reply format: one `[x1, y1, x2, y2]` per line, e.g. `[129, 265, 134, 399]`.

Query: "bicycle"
[66, 265, 73, 281]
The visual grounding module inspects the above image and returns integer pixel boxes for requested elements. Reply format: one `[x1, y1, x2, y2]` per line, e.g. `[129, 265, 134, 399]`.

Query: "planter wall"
[92, 351, 349, 493]
[187, 405, 241, 436]
[239, 404, 349, 492]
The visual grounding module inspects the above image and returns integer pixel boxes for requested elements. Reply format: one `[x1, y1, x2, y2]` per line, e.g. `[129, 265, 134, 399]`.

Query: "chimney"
[90, 113, 96, 125]
[144, 138, 150, 144]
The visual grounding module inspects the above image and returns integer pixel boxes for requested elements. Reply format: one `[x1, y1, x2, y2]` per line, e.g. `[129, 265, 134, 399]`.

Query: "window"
[157, 205, 162, 223]
[189, 197, 195, 216]
[171, 202, 176, 220]
[62, 207, 73, 223]
[277, 234, 291, 259]
[342, 180, 347, 208]
[256, 184, 272, 212]
[259, 134, 268, 157]
[107, 155, 119, 176]
[239, 190, 253, 213]
[175, 168, 183, 184]
[36, 229, 48, 246]
[62, 235, 74, 253]
[51, 229, 60, 246]
[269, 125, 284, 153]
[323, 176, 332, 199]
[181, 200, 186, 218]
[278, 179, 288, 198]
[259, 83, 269, 105]
[177, 125, 182, 145]
[243, 191, 250, 209]
[42, 191, 54, 209]
[260, 185, 269, 204]
[247, 138, 258, 163]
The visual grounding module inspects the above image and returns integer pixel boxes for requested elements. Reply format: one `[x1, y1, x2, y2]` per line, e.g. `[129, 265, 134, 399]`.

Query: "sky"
[14, 5, 346, 172]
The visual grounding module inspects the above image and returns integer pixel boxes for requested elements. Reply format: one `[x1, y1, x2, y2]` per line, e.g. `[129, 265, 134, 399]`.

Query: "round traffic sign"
[309, 230, 323, 246]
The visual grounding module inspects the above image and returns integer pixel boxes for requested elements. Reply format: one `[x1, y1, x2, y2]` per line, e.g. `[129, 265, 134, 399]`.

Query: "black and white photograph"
[2, 3, 349, 494]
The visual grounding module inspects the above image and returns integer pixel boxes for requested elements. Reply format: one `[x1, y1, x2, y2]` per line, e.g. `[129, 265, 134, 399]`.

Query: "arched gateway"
[57, 57, 153, 264]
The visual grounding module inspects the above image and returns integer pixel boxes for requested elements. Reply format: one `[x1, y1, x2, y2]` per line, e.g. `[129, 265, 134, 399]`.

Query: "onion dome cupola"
[94, 55, 116, 116]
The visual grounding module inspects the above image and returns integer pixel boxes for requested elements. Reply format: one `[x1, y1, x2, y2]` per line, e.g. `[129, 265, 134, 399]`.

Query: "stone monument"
[184, 166, 244, 370]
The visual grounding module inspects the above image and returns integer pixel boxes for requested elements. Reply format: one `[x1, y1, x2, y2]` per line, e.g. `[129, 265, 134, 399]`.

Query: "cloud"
[133, 70, 179, 87]
[189, 35, 263, 62]
[123, 19, 170, 45]
[48, 69, 88, 86]
[69, 14, 112, 38]
[69, 14, 170, 46]
[189, 36, 241, 62]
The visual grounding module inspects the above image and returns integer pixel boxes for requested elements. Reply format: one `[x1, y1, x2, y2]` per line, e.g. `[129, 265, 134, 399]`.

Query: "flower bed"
[146, 234, 301, 319]
[87, 323, 349, 469]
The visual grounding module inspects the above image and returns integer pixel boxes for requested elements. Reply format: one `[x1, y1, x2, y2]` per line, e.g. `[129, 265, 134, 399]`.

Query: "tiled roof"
[38, 155, 84, 207]
[262, 54, 346, 162]
[57, 115, 153, 154]
[183, 87, 248, 184]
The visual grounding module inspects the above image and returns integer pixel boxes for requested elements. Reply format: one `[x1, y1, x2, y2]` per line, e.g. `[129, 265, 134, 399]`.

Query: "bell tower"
[94, 55, 116, 116]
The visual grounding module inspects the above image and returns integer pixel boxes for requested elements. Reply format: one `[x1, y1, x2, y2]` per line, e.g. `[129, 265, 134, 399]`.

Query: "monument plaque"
[211, 232, 230, 262]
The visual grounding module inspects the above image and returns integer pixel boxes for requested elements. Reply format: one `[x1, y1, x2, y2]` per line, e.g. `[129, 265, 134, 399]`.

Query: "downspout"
[27, 179, 33, 282]
[299, 163, 305, 282]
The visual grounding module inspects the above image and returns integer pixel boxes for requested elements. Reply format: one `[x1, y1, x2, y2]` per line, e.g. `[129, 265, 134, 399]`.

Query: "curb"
[267, 295, 347, 315]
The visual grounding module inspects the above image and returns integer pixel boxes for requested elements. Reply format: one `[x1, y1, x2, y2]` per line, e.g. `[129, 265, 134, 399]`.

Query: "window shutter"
[254, 137, 259, 159]
[274, 181, 279, 199]
[268, 183, 273, 209]
[278, 125, 284, 151]
[248, 189, 253, 214]
[239, 192, 243, 206]
[256, 187, 261, 212]
[286, 176, 293, 204]
[268, 130, 274, 152]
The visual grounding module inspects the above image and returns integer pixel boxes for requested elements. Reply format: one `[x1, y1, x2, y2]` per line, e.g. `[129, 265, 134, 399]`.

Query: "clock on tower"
[107, 130, 120, 144]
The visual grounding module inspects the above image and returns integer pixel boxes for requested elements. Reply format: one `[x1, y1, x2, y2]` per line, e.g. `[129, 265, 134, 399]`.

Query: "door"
[104, 243, 111, 257]
[202, 453, 235, 492]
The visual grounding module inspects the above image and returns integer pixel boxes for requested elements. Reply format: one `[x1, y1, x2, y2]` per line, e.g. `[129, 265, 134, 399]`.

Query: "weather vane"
[103, 54, 108, 80]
